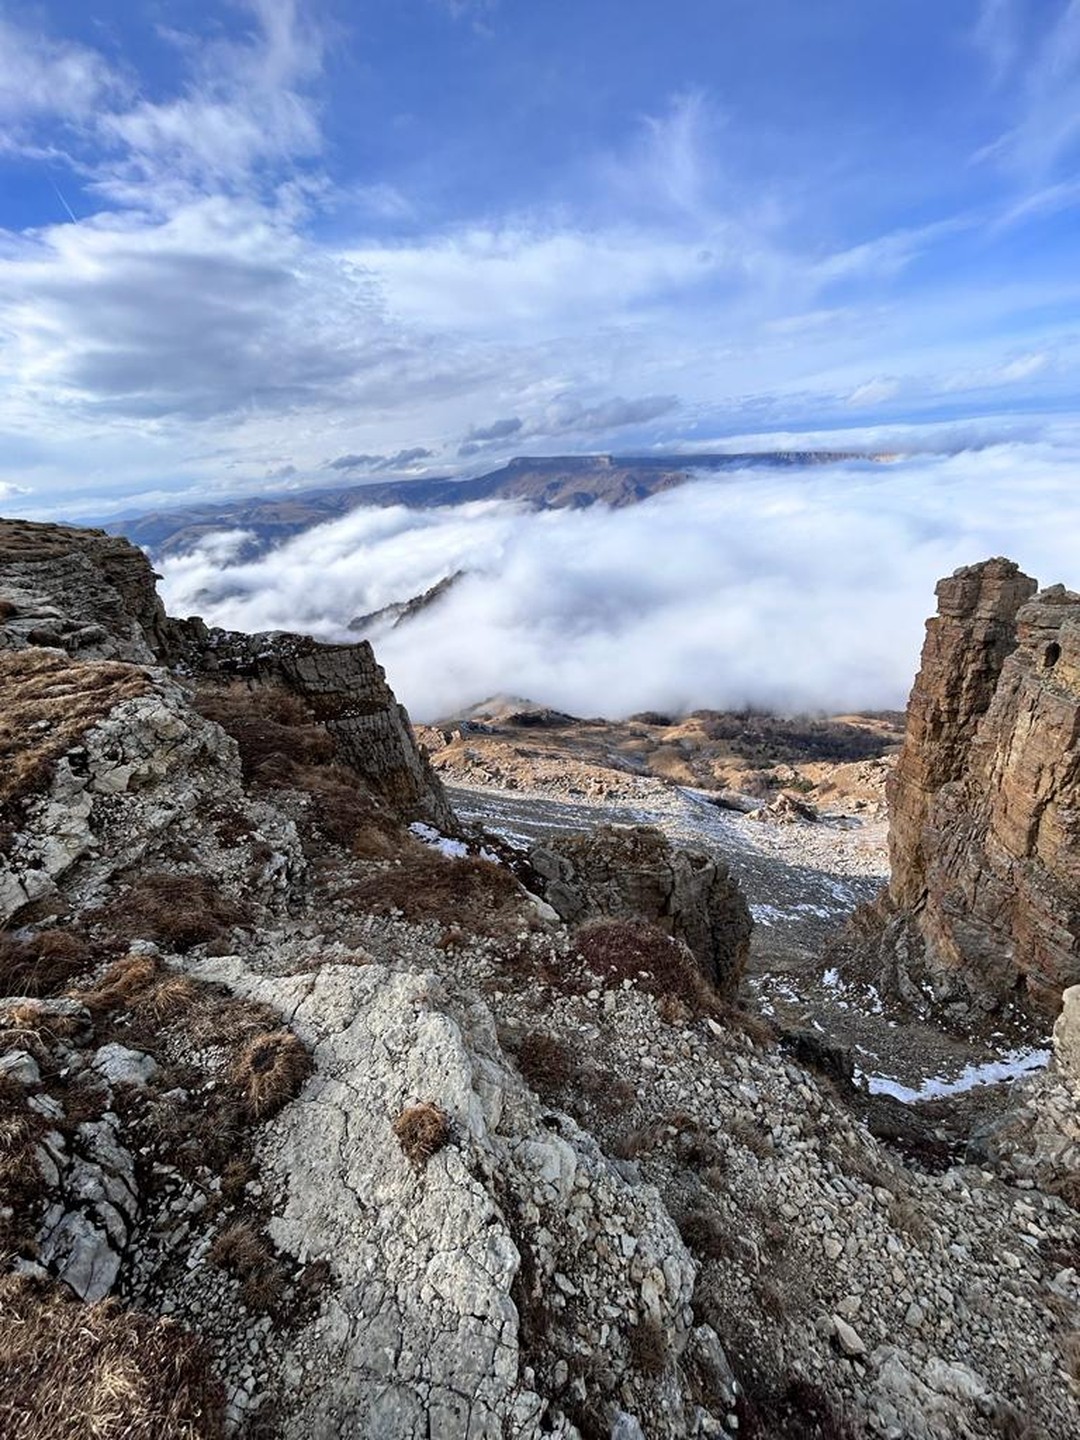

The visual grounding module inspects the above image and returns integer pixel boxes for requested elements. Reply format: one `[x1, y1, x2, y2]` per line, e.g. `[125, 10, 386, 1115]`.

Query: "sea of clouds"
[156, 444, 1080, 723]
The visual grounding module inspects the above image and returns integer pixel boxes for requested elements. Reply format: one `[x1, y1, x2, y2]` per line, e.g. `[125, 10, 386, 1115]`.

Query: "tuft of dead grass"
[195, 682, 333, 780]
[208, 1221, 289, 1314]
[350, 848, 524, 935]
[230, 1031, 312, 1120]
[887, 1193, 932, 1244]
[677, 1207, 736, 1261]
[0, 649, 150, 812]
[0, 929, 90, 998]
[574, 917, 717, 1011]
[97, 873, 249, 953]
[0, 1273, 225, 1439]
[511, 1030, 579, 1096]
[627, 1316, 669, 1376]
[393, 1101, 450, 1165]
[0, 1073, 49, 1255]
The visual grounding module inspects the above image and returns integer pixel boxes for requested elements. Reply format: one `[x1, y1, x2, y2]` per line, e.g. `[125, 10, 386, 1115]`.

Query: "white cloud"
[156, 444, 1080, 723]
[977, 0, 1080, 179]
[0, 17, 120, 124]
[846, 378, 900, 408]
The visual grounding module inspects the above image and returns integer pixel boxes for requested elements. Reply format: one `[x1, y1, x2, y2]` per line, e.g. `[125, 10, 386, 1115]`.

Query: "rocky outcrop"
[530, 824, 752, 995]
[847, 559, 1080, 1020]
[0, 518, 172, 663]
[174, 620, 455, 831]
[885, 558, 1039, 913]
[179, 958, 699, 1439]
[0, 517, 455, 834]
[0, 664, 303, 925]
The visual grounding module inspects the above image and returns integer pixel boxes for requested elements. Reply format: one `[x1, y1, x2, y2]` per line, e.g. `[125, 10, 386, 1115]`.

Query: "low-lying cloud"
[157, 445, 1080, 722]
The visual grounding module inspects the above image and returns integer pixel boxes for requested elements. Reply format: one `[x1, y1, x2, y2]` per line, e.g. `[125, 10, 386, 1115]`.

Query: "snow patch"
[408, 822, 470, 859]
[860, 1047, 1051, 1104]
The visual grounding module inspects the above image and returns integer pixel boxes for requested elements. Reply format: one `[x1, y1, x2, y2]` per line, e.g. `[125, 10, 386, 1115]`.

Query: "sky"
[157, 445, 1080, 721]
[2, 0, 1080, 518]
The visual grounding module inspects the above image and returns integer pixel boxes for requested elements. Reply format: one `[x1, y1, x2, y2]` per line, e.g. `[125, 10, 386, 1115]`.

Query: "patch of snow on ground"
[860, 1047, 1052, 1104]
[751, 904, 785, 926]
[408, 822, 470, 859]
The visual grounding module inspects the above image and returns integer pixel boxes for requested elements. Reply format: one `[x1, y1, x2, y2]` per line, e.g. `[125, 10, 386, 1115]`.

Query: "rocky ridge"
[845, 559, 1080, 1023]
[1, 523, 1079, 1440]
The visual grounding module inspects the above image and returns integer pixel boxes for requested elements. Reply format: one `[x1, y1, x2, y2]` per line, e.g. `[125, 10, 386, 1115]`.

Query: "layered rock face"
[174, 620, 455, 831]
[531, 824, 753, 995]
[865, 558, 1080, 1018]
[0, 517, 172, 662]
[0, 517, 453, 834]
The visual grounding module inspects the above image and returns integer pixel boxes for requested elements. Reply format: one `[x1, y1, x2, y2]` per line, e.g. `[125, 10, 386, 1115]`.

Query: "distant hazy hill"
[110, 451, 870, 558]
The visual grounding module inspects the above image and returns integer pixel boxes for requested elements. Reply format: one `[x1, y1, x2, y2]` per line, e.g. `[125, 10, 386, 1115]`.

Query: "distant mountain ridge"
[109, 450, 877, 558]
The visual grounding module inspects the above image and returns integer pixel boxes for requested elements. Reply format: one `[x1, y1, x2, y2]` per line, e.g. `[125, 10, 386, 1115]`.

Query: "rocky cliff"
[0, 518, 452, 833]
[848, 558, 1080, 1021]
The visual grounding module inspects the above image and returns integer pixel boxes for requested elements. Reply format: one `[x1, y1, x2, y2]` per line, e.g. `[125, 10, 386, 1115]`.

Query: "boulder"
[529, 824, 752, 996]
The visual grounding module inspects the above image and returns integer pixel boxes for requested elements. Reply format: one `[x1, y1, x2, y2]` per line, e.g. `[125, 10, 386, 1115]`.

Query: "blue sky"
[2, 0, 1080, 517]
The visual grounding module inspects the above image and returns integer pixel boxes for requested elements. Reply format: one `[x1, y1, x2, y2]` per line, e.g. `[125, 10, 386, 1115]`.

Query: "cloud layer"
[157, 445, 1080, 722]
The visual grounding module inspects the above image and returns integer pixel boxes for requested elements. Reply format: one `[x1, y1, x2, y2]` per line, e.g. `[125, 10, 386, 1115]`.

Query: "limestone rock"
[0, 668, 304, 925]
[37, 1114, 139, 1303]
[172, 621, 455, 831]
[846, 558, 1080, 1019]
[530, 824, 752, 995]
[0, 518, 172, 663]
[186, 957, 699, 1440]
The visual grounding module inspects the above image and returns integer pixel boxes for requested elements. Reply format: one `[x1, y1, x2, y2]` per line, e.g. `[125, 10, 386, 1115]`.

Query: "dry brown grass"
[0, 929, 90, 998]
[195, 682, 405, 858]
[77, 954, 162, 1015]
[677, 1207, 736, 1261]
[1061, 1331, 1080, 1383]
[512, 1030, 579, 1095]
[97, 872, 250, 953]
[393, 1101, 450, 1165]
[0, 649, 150, 811]
[208, 1221, 289, 1314]
[230, 1030, 312, 1119]
[627, 1316, 669, 1376]
[575, 917, 715, 1010]
[194, 681, 332, 781]
[350, 848, 523, 935]
[888, 1193, 932, 1244]
[729, 1114, 774, 1160]
[0, 1073, 49, 1254]
[0, 1273, 225, 1439]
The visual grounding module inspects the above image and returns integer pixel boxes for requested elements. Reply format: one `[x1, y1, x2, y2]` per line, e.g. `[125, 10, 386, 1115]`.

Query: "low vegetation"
[209, 1222, 290, 1314]
[574, 917, 716, 1012]
[0, 649, 149, 811]
[0, 1273, 225, 1440]
[97, 872, 250, 953]
[231, 1031, 313, 1119]
[349, 848, 524, 935]
[195, 679, 406, 859]
[393, 1102, 450, 1165]
[0, 929, 90, 997]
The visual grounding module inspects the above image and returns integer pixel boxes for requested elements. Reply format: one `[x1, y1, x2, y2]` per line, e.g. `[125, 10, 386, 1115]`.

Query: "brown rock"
[854, 558, 1080, 1020]
[173, 623, 455, 832]
[530, 823, 752, 996]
